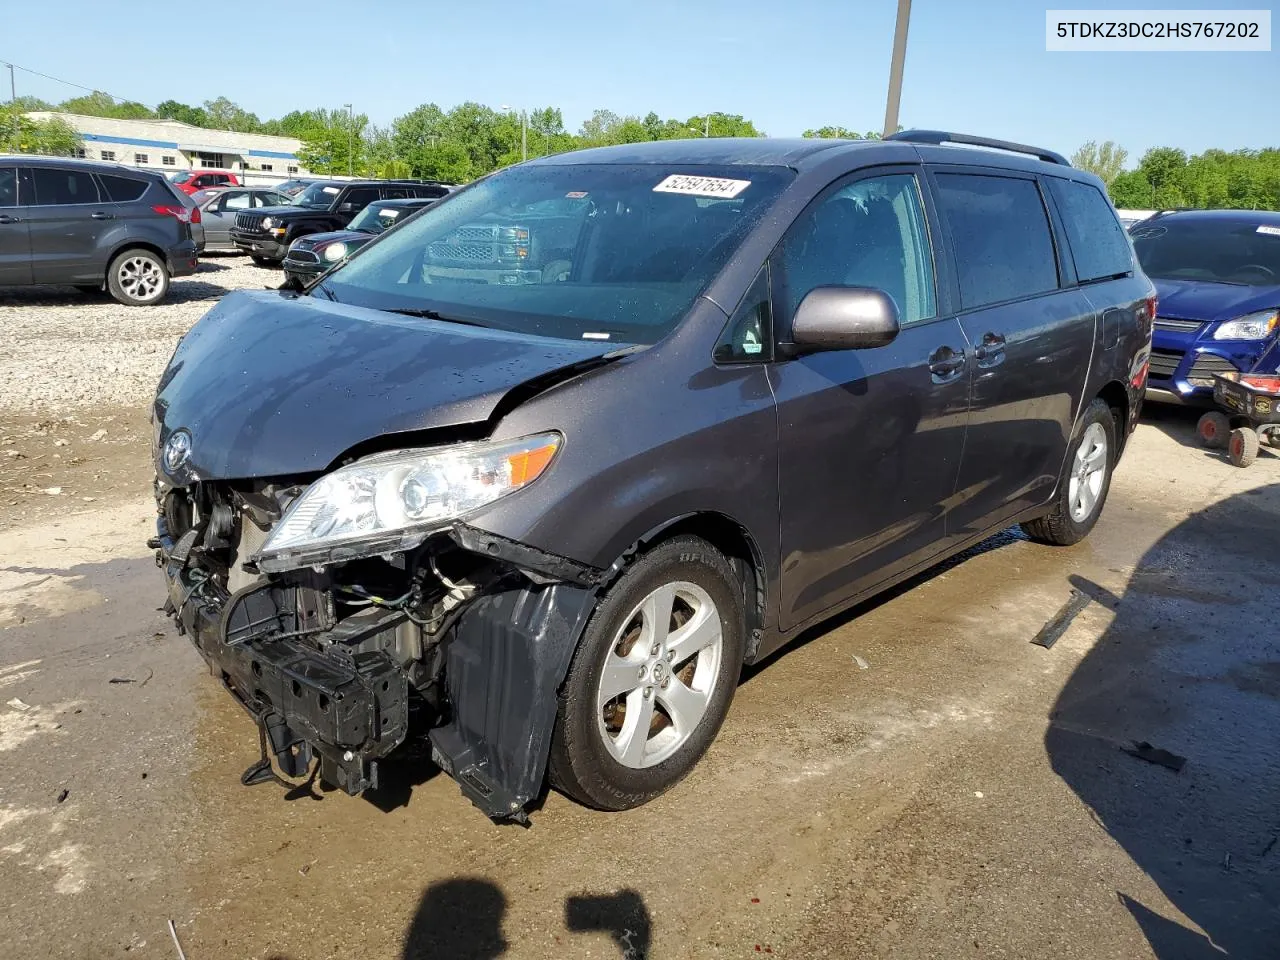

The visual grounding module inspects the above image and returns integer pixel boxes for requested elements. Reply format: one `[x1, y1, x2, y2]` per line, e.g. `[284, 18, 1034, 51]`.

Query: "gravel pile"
[0, 257, 281, 413]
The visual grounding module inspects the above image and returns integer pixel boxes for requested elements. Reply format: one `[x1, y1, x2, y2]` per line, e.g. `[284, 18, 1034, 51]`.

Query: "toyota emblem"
[163, 429, 192, 473]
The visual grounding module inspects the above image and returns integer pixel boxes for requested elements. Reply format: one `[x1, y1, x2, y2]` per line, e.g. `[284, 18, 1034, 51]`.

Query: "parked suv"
[1, 156, 199, 305]
[168, 169, 240, 195]
[281, 196, 437, 284]
[152, 132, 1153, 820]
[1131, 209, 1280, 403]
[231, 179, 451, 266]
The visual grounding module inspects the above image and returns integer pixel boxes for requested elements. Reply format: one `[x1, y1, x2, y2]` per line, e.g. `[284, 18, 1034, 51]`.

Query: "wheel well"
[1096, 380, 1130, 451]
[630, 513, 767, 660]
[108, 241, 168, 271]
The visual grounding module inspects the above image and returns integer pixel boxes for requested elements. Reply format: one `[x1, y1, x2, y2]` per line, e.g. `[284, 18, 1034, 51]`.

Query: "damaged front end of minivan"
[150, 291, 627, 821]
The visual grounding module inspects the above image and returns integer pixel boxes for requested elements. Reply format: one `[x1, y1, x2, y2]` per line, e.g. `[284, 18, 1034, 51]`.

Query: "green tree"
[1070, 140, 1129, 186]
[58, 90, 153, 120]
[295, 108, 369, 175]
[202, 97, 261, 133]
[1, 106, 81, 155]
[156, 100, 209, 127]
[803, 126, 864, 139]
[10, 95, 52, 112]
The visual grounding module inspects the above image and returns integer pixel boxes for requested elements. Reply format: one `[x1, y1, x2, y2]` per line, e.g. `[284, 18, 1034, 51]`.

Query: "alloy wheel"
[1068, 421, 1108, 522]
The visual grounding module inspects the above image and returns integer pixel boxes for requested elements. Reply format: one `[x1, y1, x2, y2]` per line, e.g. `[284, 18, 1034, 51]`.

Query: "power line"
[0, 60, 156, 110]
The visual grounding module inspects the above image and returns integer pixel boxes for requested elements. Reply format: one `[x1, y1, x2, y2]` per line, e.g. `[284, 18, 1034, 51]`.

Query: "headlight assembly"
[254, 432, 561, 572]
[1213, 309, 1279, 341]
[322, 242, 348, 262]
[261, 217, 276, 229]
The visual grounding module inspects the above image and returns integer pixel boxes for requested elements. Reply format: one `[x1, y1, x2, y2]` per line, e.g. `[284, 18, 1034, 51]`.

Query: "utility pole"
[704, 114, 711, 137]
[6, 62, 14, 103]
[883, 0, 912, 138]
[343, 103, 353, 176]
[521, 110, 527, 163]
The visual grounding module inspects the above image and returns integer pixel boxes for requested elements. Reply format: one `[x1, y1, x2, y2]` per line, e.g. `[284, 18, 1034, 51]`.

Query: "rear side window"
[343, 187, 381, 210]
[0, 168, 15, 207]
[98, 175, 148, 203]
[32, 167, 100, 206]
[934, 173, 1059, 310]
[1048, 179, 1133, 283]
[415, 185, 451, 199]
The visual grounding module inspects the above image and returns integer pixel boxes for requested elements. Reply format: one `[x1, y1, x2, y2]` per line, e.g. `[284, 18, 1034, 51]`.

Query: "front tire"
[548, 536, 746, 811]
[107, 249, 169, 306]
[251, 255, 279, 268]
[1021, 397, 1117, 546]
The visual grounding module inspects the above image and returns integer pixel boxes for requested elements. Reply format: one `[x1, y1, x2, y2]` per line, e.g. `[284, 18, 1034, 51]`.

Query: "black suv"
[231, 179, 451, 266]
[0, 156, 199, 305]
[153, 132, 1153, 820]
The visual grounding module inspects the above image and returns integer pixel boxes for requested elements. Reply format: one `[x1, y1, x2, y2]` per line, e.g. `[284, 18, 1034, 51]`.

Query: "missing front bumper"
[164, 559, 409, 795]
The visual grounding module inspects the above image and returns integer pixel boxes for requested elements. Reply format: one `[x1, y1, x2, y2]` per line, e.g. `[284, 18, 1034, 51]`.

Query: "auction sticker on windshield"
[654, 174, 751, 198]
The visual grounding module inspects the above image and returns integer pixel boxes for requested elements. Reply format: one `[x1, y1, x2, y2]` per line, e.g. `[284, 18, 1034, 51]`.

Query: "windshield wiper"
[384, 306, 490, 328]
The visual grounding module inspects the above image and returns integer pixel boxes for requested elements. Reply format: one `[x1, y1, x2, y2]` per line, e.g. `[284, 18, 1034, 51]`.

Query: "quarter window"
[934, 173, 1059, 310]
[715, 264, 773, 363]
[1047, 178, 1133, 283]
[778, 172, 937, 327]
[31, 167, 100, 206]
[97, 174, 147, 202]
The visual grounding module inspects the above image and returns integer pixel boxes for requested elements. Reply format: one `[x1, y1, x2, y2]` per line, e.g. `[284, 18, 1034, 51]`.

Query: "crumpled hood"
[1153, 279, 1280, 322]
[153, 290, 619, 481]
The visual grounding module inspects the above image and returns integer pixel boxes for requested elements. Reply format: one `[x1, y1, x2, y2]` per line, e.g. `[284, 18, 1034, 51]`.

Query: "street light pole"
[343, 103, 353, 176]
[883, 0, 912, 138]
[500, 105, 527, 162]
[704, 114, 710, 137]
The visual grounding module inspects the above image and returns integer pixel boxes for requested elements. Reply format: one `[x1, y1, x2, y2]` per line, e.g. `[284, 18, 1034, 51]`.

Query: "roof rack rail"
[885, 129, 1070, 167]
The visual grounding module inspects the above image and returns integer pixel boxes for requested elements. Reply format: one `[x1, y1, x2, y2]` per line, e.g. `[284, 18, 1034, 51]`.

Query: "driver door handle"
[0, 214, 20, 224]
[973, 332, 1006, 367]
[928, 345, 967, 384]
[91, 211, 115, 220]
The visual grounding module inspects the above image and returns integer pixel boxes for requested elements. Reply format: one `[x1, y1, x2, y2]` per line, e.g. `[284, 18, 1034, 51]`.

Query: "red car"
[167, 169, 240, 195]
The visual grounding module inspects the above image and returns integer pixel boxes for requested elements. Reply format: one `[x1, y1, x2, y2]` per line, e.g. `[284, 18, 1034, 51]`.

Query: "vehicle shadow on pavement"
[1046, 481, 1280, 957]
[399, 880, 651, 959]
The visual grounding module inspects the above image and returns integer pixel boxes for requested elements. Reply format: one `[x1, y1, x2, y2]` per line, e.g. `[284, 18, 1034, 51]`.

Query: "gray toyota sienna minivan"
[152, 132, 1154, 819]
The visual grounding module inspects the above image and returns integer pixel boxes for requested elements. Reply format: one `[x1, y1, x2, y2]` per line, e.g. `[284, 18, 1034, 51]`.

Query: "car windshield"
[168, 171, 193, 184]
[292, 182, 343, 208]
[348, 202, 416, 234]
[1132, 218, 1280, 286]
[322, 163, 794, 344]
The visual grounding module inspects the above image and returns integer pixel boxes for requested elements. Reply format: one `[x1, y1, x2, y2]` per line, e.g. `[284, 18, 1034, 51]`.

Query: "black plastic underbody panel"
[429, 581, 598, 820]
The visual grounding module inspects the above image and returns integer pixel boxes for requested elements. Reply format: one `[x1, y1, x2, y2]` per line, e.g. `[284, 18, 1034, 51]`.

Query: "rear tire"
[548, 535, 746, 811]
[106, 249, 169, 306]
[1196, 411, 1230, 449]
[1227, 427, 1259, 467]
[1021, 397, 1117, 546]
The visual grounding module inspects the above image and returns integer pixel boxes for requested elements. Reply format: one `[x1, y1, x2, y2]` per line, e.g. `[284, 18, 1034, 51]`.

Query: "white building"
[24, 112, 313, 183]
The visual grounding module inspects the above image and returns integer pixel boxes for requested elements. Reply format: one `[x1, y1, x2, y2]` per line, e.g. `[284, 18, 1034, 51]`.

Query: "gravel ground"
[0, 255, 280, 413]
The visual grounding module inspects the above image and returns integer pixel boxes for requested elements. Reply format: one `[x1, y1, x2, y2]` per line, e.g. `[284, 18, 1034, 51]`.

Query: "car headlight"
[254, 432, 561, 572]
[322, 242, 347, 262]
[1214, 309, 1279, 341]
[261, 217, 276, 229]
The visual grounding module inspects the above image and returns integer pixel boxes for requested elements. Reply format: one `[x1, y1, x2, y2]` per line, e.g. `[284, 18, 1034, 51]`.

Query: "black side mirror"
[337, 202, 357, 214]
[789, 286, 900, 353]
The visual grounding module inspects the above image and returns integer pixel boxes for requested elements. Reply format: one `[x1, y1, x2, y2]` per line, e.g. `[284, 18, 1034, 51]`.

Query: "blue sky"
[4, 0, 1277, 163]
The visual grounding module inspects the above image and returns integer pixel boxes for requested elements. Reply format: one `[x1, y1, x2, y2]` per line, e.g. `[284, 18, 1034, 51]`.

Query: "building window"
[135, 153, 149, 165]
[260, 163, 273, 172]
[74, 148, 87, 158]
[100, 150, 116, 162]
[198, 153, 226, 169]
[162, 156, 176, 166]
[288, 165, 299, 174]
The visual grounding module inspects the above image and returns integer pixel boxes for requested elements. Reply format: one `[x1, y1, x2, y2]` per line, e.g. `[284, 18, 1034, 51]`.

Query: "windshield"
[348, 202, 416, 234]
[323, 163, 794, 344]
[168, 171, 193, 184]
[1132, 218, 1280, 286]
[293, 182, 343, 208]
